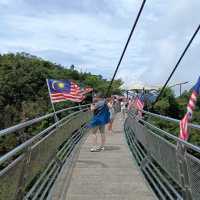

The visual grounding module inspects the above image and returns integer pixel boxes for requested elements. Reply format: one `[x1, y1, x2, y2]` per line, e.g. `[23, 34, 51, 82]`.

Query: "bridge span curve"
[1, 105, 200, 200]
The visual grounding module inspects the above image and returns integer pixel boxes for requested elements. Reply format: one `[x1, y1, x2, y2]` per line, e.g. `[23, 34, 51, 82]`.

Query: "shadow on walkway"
[104, 145, 121, 151]
[77, 160, 108, 168]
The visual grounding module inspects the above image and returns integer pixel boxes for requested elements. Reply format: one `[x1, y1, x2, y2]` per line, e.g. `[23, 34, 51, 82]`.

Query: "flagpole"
[92, 90, 94, 101]
[46, 79, 58, 122]
[78, 103, 81, 110]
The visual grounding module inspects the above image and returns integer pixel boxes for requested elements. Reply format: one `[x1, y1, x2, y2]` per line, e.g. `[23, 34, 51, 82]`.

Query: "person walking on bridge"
[107, 97, 115, 135]
[89, 92, 110, 152]
[121, 99, 127, 118]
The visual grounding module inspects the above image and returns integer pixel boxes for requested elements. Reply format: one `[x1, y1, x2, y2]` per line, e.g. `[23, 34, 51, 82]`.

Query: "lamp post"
[169, 81, 189, 96]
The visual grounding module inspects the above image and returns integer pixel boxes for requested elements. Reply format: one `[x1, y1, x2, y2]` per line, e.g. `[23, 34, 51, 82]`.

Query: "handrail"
[0, 105, 91, 200]
[135, 114, 200, 153]
[0, 108, 89, 165]
[141, 110, 200, 131]
[129, 110, 200, 152]
[55, 104, 90, 114]
[125, 111, 200, 199]
[0, 104, 90, 137]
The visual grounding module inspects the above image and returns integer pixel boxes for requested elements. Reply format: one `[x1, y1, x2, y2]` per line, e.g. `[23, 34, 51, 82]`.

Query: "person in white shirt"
[121, 100, 126, 118]
[107, 98, 115, 134]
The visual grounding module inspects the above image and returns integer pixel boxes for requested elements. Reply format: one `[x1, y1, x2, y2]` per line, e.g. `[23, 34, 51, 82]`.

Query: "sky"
[0, 0, 200, 92]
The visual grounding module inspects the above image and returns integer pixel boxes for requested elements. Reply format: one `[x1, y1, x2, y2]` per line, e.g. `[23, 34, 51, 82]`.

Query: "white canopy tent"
[127, 83, 161, 91]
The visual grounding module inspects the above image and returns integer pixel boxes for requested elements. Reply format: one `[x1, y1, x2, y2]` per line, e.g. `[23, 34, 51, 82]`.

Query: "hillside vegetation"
[0, 52, 123, 129]
[149, 88, 200, 145]
[0, 52, 123, 154]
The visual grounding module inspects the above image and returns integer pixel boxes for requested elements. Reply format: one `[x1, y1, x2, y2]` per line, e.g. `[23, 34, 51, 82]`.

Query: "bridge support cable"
[106, 0, 147, 96]
[153, 24, 200, 106]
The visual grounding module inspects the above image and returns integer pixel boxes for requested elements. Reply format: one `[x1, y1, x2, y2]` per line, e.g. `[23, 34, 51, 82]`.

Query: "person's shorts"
[109, 112, 113, 121]
[92, 125, 105, 134]
[110, 113, 116, 121]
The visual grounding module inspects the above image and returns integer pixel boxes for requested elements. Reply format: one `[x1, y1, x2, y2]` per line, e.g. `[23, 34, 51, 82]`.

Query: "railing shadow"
[104, 146, 121, 151]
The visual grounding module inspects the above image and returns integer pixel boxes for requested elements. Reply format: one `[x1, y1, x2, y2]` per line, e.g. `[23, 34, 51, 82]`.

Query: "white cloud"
[138, 0, 200, 89]
[0, 0, 200, 92]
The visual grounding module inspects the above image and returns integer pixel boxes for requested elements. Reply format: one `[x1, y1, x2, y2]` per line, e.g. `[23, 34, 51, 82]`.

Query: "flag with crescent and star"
[47, 79, 85, 103]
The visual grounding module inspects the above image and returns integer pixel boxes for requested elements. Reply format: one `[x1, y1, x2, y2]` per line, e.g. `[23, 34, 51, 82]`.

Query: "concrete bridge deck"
[50, 114, 156, 200]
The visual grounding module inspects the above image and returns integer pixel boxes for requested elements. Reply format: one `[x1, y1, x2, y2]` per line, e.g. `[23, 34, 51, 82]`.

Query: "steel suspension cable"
[106, 0, 147, 96]
[153, 24, 200, 106]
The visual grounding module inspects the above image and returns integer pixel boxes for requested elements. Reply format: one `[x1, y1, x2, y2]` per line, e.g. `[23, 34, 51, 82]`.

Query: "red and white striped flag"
[179, 77, 200, 140]
[133, 96, 144, 117]
[134, 96, 144, 110]
[47, 79, 85, 103]
[187, 90, 198, 119]
[179, 113, 189, 140]
[79, 87, 93, 95]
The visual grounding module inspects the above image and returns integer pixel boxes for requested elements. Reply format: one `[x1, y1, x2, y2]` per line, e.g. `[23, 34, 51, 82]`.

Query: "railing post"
[15, 128, 32, 200]
[176, 142, 192, 200]
[15, 146, 32, 200]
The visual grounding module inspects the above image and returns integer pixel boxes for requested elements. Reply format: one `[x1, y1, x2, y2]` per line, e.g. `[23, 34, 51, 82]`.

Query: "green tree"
[0, 52, 123, 129]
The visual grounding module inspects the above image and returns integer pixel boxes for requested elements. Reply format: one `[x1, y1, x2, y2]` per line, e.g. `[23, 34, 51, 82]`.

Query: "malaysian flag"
[179, 77, 200, 140]
[134, 96, 144, 110]
[47, 79, 85, 103]
[80, 87, 93, 95]
[179, 112, 190, 140]
[133, 95, 144, 117]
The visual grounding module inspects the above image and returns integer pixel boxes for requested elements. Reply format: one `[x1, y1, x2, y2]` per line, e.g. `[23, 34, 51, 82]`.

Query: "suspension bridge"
[0, 104, 200, 200]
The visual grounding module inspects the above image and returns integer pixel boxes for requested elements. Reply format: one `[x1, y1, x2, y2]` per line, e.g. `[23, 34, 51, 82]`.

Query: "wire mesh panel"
[55, 111, 91, 147]
[0, 109, 91, 200]
[25, 129, 59, 188]
[145, 129, 181, 185]
[125, 111, 200, 200]
[126, 118, 181, 186]
[126, 115, 147, 145]
[125, 117, 183, 199]
[186, 153, 200, 200]
[24, 128, 87, 200]
[24, 111, 91, 190]
[132, 121, 148, 147]
[0, 157, 24, 200]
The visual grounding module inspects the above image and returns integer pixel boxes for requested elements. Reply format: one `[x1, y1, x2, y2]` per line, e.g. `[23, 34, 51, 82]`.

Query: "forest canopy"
[1, 52, 200, 145]
[149, 87, 200, 145]
[0, 52, 123, 129]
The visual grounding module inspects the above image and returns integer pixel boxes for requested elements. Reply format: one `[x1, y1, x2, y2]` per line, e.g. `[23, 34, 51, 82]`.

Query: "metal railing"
[0, 104, 90, 137]
[0, 104, 92, 200]
[124, 110, 200, 200]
